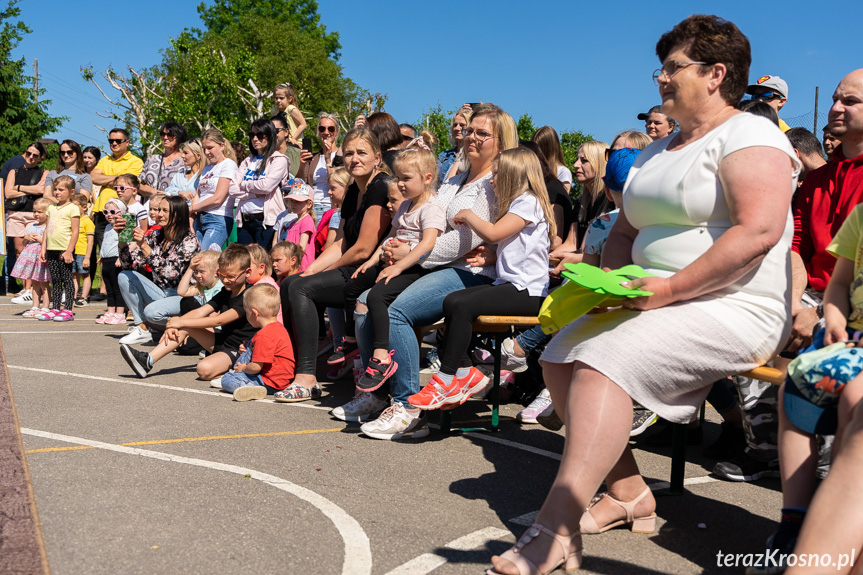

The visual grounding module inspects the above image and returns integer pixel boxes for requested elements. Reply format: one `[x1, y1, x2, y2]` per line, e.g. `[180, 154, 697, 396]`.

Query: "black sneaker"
[357, 353, 398, 392]
[713, 452, 780, 482]
[120, 344, 153, 378]
[327, 339, 359, 365]
[74, 298, 89, 307]
[703, 423, 746, 460]
[89, 292, 107, 302]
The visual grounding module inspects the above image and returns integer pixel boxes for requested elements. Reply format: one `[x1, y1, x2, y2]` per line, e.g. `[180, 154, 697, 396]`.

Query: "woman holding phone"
[298, 112, 342, 221]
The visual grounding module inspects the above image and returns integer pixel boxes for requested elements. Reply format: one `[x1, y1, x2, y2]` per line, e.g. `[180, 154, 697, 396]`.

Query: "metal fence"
[783, 109, 830, 134]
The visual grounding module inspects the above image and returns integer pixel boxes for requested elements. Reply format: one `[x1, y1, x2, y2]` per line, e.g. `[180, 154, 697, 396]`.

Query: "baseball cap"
[602, 147, 642, 193]
[284, 182, 312, 202]
[746, 75, 788, 99]
[783, 329, 863, 435]
[637, 105, 663, 121]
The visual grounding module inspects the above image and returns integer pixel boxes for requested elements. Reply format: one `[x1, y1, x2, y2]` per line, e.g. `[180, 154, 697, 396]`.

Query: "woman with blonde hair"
[438, 107, 471, 184]
[532, 125, 572, 193]
[165, 138, 204, 204]
[190, 128, 239, 250]
[337, 103, 520, 439]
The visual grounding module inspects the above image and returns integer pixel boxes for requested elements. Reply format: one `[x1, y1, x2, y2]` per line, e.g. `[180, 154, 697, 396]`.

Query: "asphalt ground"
[3, 299, 788, 575]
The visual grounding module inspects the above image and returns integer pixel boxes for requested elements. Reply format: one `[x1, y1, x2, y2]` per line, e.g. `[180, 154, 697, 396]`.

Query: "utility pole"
[33, 58, 38, 103]
[813, 86, 819, 134]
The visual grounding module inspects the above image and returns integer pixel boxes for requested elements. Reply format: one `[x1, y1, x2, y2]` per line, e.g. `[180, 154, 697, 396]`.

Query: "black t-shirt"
[7, 165, 45, 212]
[340, 172, 390, 250]
[207, 285, 259, 350]
[0, 155, 26, 182]
[576, 192, 611, 248]
[545, 177, 575, 239]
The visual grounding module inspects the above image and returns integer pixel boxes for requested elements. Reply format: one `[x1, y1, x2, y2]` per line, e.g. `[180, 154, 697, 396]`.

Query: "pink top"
[284, 214, 316, 271]
[253, 275, 283, 325]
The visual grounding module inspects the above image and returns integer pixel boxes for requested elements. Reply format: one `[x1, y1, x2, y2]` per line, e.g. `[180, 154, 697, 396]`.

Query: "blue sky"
[12, 0, 863, 153]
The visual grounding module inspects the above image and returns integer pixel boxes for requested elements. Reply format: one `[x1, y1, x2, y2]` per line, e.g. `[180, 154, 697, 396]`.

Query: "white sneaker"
[119, 325, 153, 345]
[500, 338, 528, 373]
[11, 290, 32, 305]
[517, 388, 552, 424]
[360, 402, 429, 440]
[209, 377, 223, 389]
[331, 391, 387, 422]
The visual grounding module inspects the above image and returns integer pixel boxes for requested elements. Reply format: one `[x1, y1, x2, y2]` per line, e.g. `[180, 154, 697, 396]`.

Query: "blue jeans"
[236, 217, 275, 248]
[117, 270, 179, 325]
[355, 267, 493, 405]
[195, 212, 233, 250]
[313, 203, 330, 222]
[221, 347, 279, 393]
[515, 324, 550, 353]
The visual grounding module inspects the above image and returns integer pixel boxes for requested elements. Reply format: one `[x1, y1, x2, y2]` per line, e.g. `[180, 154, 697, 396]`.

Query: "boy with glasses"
[120, 244, 258, 381]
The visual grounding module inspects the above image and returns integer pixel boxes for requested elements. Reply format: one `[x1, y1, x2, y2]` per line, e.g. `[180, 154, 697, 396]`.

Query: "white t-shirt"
[624, 112, 800, 340]
[494, 193, 550, 297]
[557, 166, 573, 186]
[196, 158, 238, 216]
[310, 154, 333, 208]
[273, 209, 299, 242]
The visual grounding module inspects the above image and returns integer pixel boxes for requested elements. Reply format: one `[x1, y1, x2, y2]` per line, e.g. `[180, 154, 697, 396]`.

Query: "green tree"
[516, 113, 538, 142]
[0, 0, 65, 164]
[415, 103, 452, 156]
[196, 0, 341, 60]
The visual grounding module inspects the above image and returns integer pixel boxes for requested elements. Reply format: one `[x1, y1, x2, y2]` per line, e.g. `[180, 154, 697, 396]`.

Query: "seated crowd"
[4, 14, 863, 574]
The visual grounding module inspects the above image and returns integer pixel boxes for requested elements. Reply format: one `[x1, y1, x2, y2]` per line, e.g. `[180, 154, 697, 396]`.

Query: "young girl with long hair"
[192, 128, 238, 250]
[14, 198, 52, 317]
[38, 176, 81, 321]
[408, 147, 555, 409]
[271, 83, 307, 147]
[342, 134, 446, 390]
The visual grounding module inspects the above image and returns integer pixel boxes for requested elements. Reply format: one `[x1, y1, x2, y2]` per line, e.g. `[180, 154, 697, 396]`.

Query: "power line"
[39, 68, 115, 106]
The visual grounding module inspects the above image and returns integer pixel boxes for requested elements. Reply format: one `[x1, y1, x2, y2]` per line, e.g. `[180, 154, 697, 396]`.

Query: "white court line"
[8, 365, 331, 411]
[21, 428, 372, 575]
[383, 526, 510, 575]
[0, 330, 127, 334]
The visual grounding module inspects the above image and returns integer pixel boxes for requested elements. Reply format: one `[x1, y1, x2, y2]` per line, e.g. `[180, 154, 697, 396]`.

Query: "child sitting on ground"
[14, 198, 52, 317]
[120, 244, 258, 381]
[219, 284, 295, 401]
[176, 249, 223, 304]
[271, 241, 303, 280]
[70, 193, 94, 306]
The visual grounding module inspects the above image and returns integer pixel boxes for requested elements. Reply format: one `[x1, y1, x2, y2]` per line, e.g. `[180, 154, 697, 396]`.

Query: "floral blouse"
[120, 229, 199, 290]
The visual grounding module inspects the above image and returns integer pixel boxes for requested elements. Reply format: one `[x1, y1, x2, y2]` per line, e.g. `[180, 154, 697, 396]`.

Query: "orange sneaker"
[408, 375, 463, 410]
[441, 367, 491, 410]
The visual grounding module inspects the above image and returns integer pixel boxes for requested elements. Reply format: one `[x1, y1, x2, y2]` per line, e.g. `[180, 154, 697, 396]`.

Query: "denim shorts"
[72, 254, 88, 274]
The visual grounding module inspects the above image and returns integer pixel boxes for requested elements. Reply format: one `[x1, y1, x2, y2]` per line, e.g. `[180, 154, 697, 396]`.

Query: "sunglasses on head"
[108, 138, 127, 145]
[318, 125, 336, 133]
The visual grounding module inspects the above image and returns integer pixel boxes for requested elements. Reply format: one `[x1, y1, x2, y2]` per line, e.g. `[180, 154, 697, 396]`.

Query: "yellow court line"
[26, 427, 343, 454]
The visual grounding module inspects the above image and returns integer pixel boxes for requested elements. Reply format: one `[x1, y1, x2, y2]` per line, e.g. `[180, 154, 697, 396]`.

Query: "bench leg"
[669, 423, 687, 495]
[490, 332, 502, 431]
[440, 407, 452, 434]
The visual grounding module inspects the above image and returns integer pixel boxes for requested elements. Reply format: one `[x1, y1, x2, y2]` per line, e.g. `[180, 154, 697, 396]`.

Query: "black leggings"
[343, 263, 426, 348]
[45, 250, 74, 310]
[439, 282, 544, 375]
[281, 267, 356, 375]
[89, 214, 106, 284]
[100, 257, 124, 309]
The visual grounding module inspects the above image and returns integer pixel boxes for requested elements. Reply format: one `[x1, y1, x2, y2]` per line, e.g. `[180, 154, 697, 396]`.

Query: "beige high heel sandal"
[486, 523, 582, 575]
[579, 486, 657, 534]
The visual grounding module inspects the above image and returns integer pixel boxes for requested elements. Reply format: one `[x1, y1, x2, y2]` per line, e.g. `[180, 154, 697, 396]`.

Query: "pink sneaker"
[103, 313, 127, 325]
[53, 309, 74, 322]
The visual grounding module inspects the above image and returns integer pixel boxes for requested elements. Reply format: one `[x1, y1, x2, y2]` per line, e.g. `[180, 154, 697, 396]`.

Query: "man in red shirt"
[715, 69, 863, 482]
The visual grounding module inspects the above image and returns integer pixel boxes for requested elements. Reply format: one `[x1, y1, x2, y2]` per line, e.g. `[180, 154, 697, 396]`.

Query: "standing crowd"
[3, 15, 863, 574]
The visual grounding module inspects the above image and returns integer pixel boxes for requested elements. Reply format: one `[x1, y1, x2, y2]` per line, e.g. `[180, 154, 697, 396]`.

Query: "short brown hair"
[242, 284, 281, 317]
[52, 175, 76, 191]
[655, 15, 751, 106]
[71, 193, 89, 209]
[219, 243, 251, 271]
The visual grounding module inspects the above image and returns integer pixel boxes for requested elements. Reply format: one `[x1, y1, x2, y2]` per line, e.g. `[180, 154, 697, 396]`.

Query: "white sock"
[455, 367, 471, 378]
[437, 373, 455, 385]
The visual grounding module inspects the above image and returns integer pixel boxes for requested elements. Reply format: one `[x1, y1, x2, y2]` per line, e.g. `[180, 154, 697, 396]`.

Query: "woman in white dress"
[488, 15, 801, 575]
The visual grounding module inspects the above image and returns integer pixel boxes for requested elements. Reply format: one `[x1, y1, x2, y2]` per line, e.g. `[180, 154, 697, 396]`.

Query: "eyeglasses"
[23, 151, 41, 159]
[318, 125, 336, 133]
[160, 131, 176, 139]
[114, 186, 136, 193]
[749, 92, 783, 101]
[464, 128, 494, 143]
[216, 270, 246, 282]
[59, 150, 75, 156]
[108, 138, 127, 145]
[250, 132, 267, 140]
[652, 60, 707, 86]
